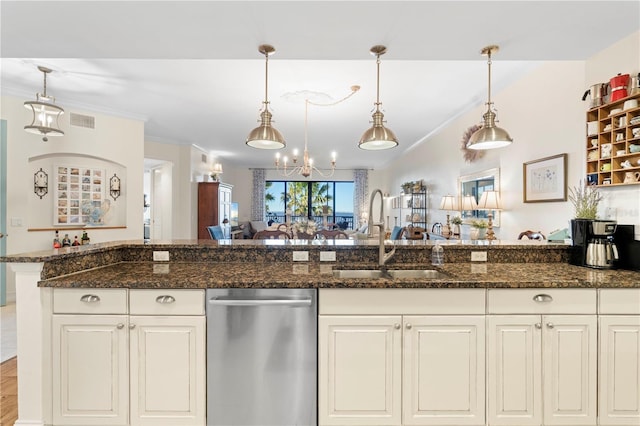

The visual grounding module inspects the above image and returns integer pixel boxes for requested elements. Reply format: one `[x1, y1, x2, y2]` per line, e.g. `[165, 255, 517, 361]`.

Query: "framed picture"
[523, 153, 567, 203]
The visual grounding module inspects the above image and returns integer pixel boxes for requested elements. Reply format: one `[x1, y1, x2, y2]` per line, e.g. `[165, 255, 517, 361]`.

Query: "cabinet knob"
[155, 295, 176, 304]
[394, 323, 401, 330]
[546, 322, 554, 329]
[533, 294, 553, 303]
[116, 323, 125, 329]
[80, 294, 100, 303]
[406, 323, 412, 329]
[129, 324, 136, 330]
[535, 323, 542, 329]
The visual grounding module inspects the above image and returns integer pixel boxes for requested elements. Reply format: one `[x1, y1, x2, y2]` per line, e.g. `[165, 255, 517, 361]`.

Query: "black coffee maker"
[570, 219, 619, 268]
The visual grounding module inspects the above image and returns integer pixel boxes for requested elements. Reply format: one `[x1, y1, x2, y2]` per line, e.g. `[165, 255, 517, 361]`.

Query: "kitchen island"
[2, 239, 639, 426]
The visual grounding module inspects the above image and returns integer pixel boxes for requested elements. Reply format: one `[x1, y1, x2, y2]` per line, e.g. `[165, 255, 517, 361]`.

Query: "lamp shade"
[246, 109, 286, 149]
[466, 110, 513, 150]
[460, 195, 478, 211]
[212, 163, 223, 175]
[477, 190, 501, 210]
[439, 195, 458, 211]
[359, 111, 398, 150]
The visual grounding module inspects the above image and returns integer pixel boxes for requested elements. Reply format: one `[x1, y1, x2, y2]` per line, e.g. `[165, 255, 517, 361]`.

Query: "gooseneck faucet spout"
[368, 189, 396, 267]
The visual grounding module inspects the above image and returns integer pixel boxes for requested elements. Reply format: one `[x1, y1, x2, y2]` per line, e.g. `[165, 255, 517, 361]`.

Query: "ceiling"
[2, 1, 639, 171]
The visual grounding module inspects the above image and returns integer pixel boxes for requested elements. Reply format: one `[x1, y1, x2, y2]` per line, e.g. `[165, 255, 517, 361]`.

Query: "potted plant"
[470, 219, 488, 240]
[567, 180, 603, 245]
[451, 216, 462, 236]
[401, 182, 413, 194]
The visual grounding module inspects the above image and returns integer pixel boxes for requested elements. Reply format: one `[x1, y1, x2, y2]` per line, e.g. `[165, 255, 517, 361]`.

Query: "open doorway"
[144, 158, 173, 240]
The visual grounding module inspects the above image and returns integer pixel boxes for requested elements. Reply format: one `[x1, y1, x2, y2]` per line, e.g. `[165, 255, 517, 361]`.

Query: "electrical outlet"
[292, 251, 309, 261]
[153, 251, 170, 262]
[320, 251, 336, 262]
[471, 251, 487, 262]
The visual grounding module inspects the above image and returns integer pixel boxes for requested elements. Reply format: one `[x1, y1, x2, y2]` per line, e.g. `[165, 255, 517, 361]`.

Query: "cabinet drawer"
[319, 288, 485, 315]
[487, 288, 596, 314]
[53, 288, 128, 314]
[599, 289, 640, 314]
[129, 289, 205, 315]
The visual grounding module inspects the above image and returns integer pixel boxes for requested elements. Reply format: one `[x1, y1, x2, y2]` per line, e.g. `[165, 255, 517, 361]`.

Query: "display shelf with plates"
[585, 92, 640, 186]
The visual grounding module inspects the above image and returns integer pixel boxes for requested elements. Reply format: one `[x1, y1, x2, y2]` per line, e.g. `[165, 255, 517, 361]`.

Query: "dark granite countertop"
[39, 261, 640, 289]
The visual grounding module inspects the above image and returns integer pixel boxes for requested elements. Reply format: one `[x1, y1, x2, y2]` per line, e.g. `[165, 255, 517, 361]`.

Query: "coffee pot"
[610, 73, 630, 102]
[585, 220, 619, 269]
[582, 82, 609, 108]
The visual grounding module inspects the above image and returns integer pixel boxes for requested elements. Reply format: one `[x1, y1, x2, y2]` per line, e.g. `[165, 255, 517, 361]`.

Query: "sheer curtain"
[251, 169, 266, 221]
[353, 169, 368, 228]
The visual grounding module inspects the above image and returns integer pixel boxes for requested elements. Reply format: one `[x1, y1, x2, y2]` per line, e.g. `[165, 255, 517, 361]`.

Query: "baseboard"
[14, 421, 45, 426]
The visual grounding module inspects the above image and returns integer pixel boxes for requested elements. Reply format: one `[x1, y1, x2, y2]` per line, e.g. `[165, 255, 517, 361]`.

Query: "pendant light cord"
[375, 53, 381, 109]
[43, 70, 48, 97]
[486, 49, 492, 107]
[263, 50, 269, 106]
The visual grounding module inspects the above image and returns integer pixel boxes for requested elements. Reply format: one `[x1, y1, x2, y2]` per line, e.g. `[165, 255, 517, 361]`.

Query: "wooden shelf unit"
[586, 93, 640, 186]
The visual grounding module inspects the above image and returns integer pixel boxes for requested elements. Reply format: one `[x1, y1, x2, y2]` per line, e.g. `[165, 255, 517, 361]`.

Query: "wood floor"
[0, 357, 17, 426]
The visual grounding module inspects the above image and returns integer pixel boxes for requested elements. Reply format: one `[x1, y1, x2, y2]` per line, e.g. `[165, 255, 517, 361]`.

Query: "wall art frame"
[523, 153, 567, 203]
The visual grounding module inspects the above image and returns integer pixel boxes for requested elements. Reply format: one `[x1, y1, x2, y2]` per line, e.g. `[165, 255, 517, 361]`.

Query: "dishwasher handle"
[208, 297, 312, 307]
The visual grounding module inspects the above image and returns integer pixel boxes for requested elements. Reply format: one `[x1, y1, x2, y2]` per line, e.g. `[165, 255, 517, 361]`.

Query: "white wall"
[384, 30, 640, 240]
[1, 94, 144, 300]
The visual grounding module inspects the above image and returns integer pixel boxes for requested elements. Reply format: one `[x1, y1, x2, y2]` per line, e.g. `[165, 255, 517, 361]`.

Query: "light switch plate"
[293, 251, 309, 261]
[153, 251, 170, 262]
[320, 251, 336, 262]
[471, 251, 487, 262]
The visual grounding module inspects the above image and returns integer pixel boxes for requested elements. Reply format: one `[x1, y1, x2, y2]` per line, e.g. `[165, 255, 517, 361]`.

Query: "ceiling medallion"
[461, 124, 485, 163]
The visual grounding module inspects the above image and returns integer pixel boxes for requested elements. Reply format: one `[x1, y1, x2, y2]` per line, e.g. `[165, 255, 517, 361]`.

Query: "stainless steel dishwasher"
[206, 288, 317, 426]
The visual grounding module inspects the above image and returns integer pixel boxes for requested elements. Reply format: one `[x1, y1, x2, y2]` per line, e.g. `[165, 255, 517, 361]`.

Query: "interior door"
[0, 120, 7, 306]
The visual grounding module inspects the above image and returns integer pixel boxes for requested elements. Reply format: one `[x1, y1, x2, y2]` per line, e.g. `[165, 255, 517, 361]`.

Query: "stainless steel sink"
[387, 269, 446, 279]
[332, 270, 384, 279]
[332, 269, 446, 279]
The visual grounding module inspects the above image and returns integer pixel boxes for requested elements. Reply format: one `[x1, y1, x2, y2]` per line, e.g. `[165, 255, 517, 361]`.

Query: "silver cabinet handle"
[394, 323, 401, 330]
[208, 297, 312, 307]
[546, 322, 554, 329]
[533, 294, 553, 303]
[406, 323, 412, 329]
[80, 294, 101, 303]
[116, 323, 125, 329]
[129, 324, 136, 330]
[535, 323, 542, 329]
[155, 295, 176, 304]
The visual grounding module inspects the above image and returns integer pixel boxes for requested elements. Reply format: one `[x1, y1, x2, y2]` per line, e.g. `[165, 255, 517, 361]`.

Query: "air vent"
[69, 113, 95, 129]
[201, 154, 207, 163]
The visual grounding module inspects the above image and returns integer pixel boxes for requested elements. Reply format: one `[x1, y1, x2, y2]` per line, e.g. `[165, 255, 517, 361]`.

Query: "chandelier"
[24, 66, 65, 142]
[275, 86, 360, 178]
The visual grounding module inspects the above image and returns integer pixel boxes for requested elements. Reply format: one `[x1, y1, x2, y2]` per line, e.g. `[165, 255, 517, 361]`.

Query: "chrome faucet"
[368, 188, 396, 267]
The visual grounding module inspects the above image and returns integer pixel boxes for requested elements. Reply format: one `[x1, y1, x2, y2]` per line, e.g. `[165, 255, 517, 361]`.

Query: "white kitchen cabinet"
[403, 315, 485, 426]
[487, 289, 597, 426]
[52, 289, 205, 426]
[52, 314, 129, 426]
[319, 288, 486, 426]
[319, 315, 402, 426]
[599, 289, 640, 426]
[130, 315, 205, 426]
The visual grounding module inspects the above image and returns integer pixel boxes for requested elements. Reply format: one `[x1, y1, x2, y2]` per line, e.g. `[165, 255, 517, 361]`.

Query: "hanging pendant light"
[359, 45, 398, 150]
[24, 66, 65, 142]
[467, 45, 513, 150]
[246, 44, 286, 149]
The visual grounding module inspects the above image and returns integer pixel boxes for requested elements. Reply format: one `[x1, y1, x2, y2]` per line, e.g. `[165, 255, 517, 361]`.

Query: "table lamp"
[439, 195, 458, 236]
[477, 191, 501, 241]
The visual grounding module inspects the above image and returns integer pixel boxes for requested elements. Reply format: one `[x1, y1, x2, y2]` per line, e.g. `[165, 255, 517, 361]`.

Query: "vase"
[470, 228, 486, 240]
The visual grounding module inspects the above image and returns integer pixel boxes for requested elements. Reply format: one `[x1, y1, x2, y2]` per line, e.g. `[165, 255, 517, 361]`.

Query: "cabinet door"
[487, 315, 542, 426]
[52, 315, 129, 426]
[542, 315, 597, 426]
[130, 316, 206, 426]
[599, 315, 640, 425]
[319, 315, 402, 426]
[197, 182, 220, 239]
[403, 315, 485, 425]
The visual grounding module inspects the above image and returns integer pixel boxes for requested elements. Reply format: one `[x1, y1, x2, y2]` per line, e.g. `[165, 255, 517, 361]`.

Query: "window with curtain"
[265, 180, 355, 229]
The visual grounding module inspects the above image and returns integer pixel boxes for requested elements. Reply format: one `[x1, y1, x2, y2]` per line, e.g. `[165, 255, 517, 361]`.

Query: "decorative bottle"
[72, 236, 81, 246]
[81, 231, 90, 245]
[53, 230, 61, 248]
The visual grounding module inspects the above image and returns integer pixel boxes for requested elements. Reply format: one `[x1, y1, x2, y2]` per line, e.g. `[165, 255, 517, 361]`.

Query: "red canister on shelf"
[610, 73, 630, 102]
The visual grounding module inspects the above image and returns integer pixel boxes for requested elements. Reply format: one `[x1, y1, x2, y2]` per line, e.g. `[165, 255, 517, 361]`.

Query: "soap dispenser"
[431, 242, 444, 266]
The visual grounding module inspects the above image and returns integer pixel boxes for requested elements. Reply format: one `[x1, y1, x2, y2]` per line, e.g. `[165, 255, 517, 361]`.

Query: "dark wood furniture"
[197, 182, 221, 239]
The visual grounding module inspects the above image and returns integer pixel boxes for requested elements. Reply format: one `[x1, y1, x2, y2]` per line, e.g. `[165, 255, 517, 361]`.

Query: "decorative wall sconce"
[109, 173, 121, 200]
[34, 168, 48, 199]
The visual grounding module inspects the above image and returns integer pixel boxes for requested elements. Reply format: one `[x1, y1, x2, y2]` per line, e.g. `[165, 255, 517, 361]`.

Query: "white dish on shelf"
[609, 108, 623, 116]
